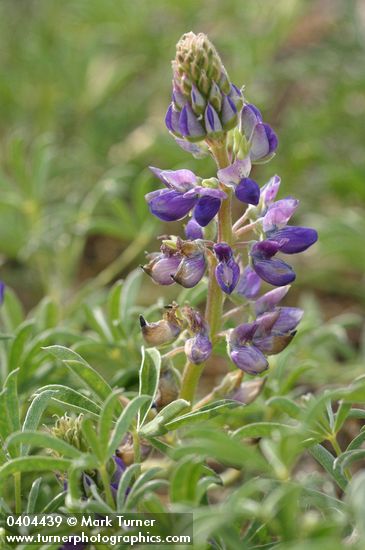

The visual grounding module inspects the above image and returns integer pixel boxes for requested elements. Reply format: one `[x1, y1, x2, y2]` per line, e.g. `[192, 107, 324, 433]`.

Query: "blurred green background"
[0, 0, 364, 321]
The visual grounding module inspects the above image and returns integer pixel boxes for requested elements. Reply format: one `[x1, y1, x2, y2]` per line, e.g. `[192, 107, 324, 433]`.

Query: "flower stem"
[179, 137, 232, 404]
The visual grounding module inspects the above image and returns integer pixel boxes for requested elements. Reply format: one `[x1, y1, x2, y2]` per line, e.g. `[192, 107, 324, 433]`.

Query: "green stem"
[179, 138, 232, 404]
[14, 472, 21, 514]
[99, 465, 115, 509]
[330, 435, 351, 481]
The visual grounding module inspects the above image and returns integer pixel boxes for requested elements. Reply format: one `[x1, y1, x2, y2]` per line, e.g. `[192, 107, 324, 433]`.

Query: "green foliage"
[0, 1, 364, 548]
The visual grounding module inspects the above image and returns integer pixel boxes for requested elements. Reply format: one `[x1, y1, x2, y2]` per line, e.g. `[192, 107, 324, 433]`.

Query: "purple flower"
[146, 188, 196, 222]
[250, 123, 278, 162]
[240, 103, 278, 162]
[183, 305, 212, 364]
[260, 175, 281, 211]
[147, 168, 226, 226]
[240, 103, 263, 137]
[214, 243, 240, 294]
[184, 186, 226, 226]
[221, 94, 238, 130]
[229, 322, 268, 374]
[142, 240, 207, 288]
[185, 217, 204, 240]
[255, 285, 290, 315]
[228, 84, 243, 111]
[236, 266, 261, 299]
[235, 178, 261, 205]
[171, 252, 206, 287]
[252, 308, 303, 355]
[179, 103, 206, 141]
[262, 198, 299, 233]
[185, 333, 212, 364]
[217, 159, 260, 206]
[204, 103, 223, 135]
[266, 226, 318, 254]
[165, 104, 182, 136]
[250, 240, 296, 287]
[141, 251, 182, 286]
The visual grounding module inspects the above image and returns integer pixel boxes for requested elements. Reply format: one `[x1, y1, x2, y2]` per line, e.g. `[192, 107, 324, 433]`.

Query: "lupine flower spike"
[141, 31, 317, 398]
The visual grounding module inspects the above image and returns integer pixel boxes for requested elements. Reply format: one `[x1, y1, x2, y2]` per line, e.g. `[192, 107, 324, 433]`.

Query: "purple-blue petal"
[143, 254, 182, 286]
[231, 321, 259, 346]
[249, 122, 271, 161]
[145, 189, 197, 222]
[185, 217, 204, 240]
[193, 195, 221, 226]
[268, 226, 318, 254]
[217, 158, 251, 187]
[184, 186, 226, 200]
[263, 198, 299, 232]
[159, 168, 197, 192]
[236, 266, 261, 299]
[204, 103, 222, 134]
[235, 177, 260, 205]
[185, 333, 212, 364]
[263, 123, 278, 154]
[213, 242, 233, 262]
[240, 103, 262, 139]
[215, 259, 240, 294]
[165, 104, 181, 135]
[230, 344, 268, 375]
[172, 253, 207, 288]
[271, 306, 303, 333]
[179, 104, 206, 140]
[255, 285, 290, 315]
[221, 94, 238, 129]
[261, 175, 281, 209]
[252, 256, 296, 286]
[251, 239, 284, 259]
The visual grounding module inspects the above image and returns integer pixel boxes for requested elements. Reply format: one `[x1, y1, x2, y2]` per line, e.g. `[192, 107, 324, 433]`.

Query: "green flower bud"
[50, 414, 89, 455]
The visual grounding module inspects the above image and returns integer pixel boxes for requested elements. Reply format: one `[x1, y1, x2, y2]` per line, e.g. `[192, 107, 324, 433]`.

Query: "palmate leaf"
[43, 345, 112, 401]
